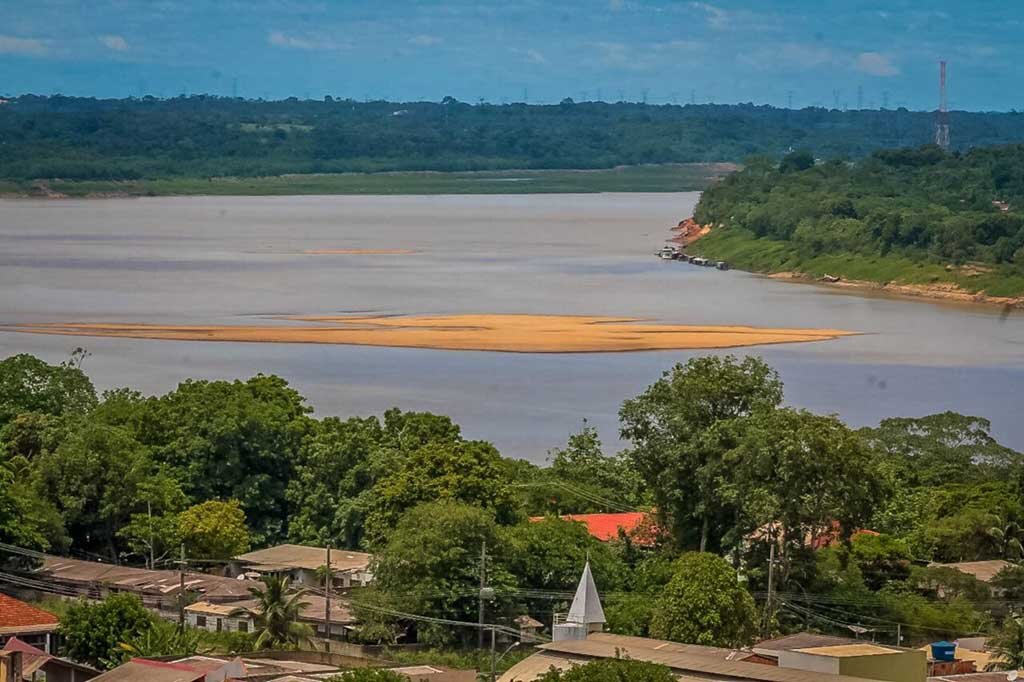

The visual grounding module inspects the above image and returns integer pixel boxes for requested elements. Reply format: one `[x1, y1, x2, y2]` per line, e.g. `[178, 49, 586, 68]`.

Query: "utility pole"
[325, 544, 331, 654]
[896, 623, 901, 647]
[762, 541, 776, 638]
[177, 544, 186, 629]
[490, 626, 497, 682]
[147, 501, 154, 570]
[478, 540, 487, 649]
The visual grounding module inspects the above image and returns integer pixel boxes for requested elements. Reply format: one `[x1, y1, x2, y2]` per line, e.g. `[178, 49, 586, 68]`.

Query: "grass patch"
[692, 228, 1024, 298]
[7, 164, 730, 198]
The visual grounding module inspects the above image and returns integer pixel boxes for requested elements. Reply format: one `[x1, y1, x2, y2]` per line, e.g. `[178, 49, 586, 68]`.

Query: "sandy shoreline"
[2, 314, 854, 354]
[767, 272, 1024, 309]
[303, 248, 417, 255]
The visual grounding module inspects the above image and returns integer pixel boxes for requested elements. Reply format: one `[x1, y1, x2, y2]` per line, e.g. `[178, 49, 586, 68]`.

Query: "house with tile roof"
[0, 592, 60, 654]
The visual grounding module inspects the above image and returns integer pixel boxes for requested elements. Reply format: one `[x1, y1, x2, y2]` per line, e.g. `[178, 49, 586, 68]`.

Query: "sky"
[1, 0, 1021, 111]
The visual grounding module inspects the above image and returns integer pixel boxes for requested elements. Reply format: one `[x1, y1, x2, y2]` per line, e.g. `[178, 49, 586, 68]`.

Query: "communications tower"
[935, 61, 950, 150]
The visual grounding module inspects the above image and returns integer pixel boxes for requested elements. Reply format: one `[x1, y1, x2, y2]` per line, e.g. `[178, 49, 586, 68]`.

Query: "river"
[1, 193, 1022, 458]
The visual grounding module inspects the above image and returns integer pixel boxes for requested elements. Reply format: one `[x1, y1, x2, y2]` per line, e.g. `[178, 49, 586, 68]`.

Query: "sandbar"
[3, 314, 855, 353]
[303, 249, 417, 255]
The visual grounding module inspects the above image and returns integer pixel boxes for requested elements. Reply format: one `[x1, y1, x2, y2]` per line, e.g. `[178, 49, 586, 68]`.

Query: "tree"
[0, 460, 66, 551]
[177, 499, 251, 559]
[118, 619, 202, 659]
[779, 150, 815, 173]
[364, 439, 518, 545]
[0, 353, 97, 428]
[986, 616, 1024, 671]
[536, 658, 677, 682]
[620, 356, 783, 551]
[116, 474, 189, 567]
[371, 501, 515, 645]
[286, 415, 387, 549]
[724, 409, 886, 582]
[546, 423, 645, 513]
[649, 552, 757, 647]
[236, 575, 314, 649]
[60, 593, 153, 669]
[127, 375, 313, 543]
[503, 518, 628, 595]
[988, 519, 1024, 561]
[33, 422, 177, 560]
[863, 412, 1022, 487]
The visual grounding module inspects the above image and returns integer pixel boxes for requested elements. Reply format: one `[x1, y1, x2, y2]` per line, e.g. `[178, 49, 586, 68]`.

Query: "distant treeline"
[3, 94, 1024, 180]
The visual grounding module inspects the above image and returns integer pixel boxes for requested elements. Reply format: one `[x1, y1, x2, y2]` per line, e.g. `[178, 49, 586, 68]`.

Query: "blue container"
[931, 641, 956, 662]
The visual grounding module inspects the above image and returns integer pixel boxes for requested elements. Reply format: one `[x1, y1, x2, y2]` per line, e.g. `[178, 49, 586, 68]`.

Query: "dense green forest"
[4, 352, 1024, 651]
[2, 95, 1024, 182]
[692, 145, 1024, 297]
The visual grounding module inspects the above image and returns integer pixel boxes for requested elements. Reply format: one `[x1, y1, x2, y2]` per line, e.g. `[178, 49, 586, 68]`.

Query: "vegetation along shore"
[683, 144, 1024, 306]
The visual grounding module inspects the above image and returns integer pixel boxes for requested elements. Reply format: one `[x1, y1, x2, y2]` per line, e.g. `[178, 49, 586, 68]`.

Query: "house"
[1, 637, 98, 682]
[527, 513, 659, 546]
[775, 643, 926, 682]
[501, 563, 893, 682]
[90, 653, 475, 682]
[0, 593, 60, 654]
[233, 544, 373, 588]
[929, 561, 1013, 584]
[33, 556, 254, 619]
[185, 594, 356, 640]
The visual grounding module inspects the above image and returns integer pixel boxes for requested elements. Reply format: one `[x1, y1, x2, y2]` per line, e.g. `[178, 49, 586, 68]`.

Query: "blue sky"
[1, 0, 1021, 111]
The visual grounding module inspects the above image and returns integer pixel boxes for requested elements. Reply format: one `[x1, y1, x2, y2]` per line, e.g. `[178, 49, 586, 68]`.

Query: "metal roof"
[566, 561, 604, 625]
[538, 637, 882, 682]
[234, 544, 373, 573]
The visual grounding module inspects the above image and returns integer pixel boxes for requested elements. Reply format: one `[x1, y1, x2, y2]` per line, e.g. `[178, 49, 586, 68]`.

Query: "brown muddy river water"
[2, 193, 1022, 457]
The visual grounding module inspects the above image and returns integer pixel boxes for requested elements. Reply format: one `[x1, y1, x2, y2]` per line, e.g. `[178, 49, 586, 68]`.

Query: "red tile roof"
[529, 512, 657, 544]
[0, 593, 60, 630]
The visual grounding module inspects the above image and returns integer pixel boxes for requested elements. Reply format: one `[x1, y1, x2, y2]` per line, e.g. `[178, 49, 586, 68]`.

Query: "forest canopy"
[2, 95, 1024, 181]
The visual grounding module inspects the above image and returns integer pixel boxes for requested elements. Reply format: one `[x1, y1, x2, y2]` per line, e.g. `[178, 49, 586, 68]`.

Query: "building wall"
[777, 651, 840, 676]
[839, 650, 927, 682]
[186, 612, 253, 634]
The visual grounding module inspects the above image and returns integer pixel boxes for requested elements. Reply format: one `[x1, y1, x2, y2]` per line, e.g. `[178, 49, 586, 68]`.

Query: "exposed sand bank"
[303, 249, 417, 255]
[3, 314, 854, 353]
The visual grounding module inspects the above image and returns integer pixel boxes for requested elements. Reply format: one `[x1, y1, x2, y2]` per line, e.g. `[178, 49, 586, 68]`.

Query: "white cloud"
[99, 35, 129, 51]
[854, 51, 899, 76]
[408, 34, 443, 47]
[0, 34, 47, 56]
[689, 2, 729, 29]
[267, 30, 347, 51]
[511, 47, 546, 65]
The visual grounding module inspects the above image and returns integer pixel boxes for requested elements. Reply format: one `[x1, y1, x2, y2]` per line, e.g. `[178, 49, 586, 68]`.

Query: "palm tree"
[986, 616, 1024, 671]
[233, 575, 314, 649]
[118, 619, 202, 660]
[988, 519, 1024, 561]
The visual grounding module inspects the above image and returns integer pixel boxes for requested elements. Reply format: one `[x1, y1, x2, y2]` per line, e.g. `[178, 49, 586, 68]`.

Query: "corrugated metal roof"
[235, 544, 373, 573]
[37, 555, 254, 600]
[930, 560, 1013, 583]
[538, 637, 881, 682]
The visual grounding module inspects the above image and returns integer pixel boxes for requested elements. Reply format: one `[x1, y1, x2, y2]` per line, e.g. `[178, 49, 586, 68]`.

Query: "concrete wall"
[839, 650, 927, 682]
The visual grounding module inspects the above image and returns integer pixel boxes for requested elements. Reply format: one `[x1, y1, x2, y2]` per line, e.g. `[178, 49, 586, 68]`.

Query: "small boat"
[716, 261, 729, 271]
[657, 246, 677, 260]
[691, 257, 708, 266]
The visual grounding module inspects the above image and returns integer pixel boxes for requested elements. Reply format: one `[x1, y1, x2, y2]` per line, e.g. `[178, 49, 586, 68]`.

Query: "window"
[196, 616, 207, 628]
[237, 621, 248, 633]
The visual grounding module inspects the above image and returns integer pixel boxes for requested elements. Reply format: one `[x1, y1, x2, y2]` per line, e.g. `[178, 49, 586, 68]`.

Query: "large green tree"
[33, 422, 179, 560]
[364, 439, 518, 545]
[371, 501, 515, 645]
[124, 375, 313, 543]
[177, 499, 251, 559]
[0, 352, 97, 428]
[648, 552, 757, 647]
[620, 356, 783, 551]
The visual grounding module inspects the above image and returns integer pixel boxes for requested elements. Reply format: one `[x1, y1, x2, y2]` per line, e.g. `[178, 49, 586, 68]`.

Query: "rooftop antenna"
[935, 60, 950, 150]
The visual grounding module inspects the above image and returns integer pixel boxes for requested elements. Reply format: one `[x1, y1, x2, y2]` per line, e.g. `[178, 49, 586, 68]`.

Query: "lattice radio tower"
[935, 60, 950, 150]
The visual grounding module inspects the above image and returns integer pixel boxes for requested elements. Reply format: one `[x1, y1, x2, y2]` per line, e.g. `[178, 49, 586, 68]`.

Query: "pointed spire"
[566, 561, 605, 625]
